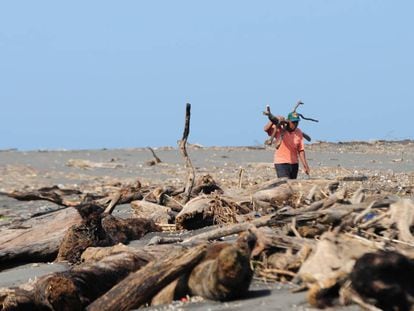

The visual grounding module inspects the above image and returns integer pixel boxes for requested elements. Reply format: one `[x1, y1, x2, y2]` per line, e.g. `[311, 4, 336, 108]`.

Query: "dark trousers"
[274, 163, 299, 179]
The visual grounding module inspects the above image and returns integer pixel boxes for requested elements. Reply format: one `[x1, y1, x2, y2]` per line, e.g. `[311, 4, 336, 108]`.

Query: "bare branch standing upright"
[179, 103, 195, 204]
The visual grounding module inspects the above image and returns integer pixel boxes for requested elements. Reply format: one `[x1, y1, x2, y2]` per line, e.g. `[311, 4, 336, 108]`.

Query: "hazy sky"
[1, 1, 413, 150]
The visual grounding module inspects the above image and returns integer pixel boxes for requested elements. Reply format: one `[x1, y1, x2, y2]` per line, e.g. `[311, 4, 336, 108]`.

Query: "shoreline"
[1, 138, 413, 153]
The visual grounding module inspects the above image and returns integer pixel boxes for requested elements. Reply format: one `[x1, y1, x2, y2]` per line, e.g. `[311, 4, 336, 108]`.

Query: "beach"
[0, 141, 413, 310]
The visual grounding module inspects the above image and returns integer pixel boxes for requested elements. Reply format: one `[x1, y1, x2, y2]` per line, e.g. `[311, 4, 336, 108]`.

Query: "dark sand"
[0, 141, 413, 310]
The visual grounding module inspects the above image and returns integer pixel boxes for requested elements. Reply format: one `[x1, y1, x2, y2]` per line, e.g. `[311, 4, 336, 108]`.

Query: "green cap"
[287, 112, 300, 122]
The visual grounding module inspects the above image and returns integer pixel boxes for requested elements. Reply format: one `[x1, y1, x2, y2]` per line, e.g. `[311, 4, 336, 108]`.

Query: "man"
[264, 111, 310, 179]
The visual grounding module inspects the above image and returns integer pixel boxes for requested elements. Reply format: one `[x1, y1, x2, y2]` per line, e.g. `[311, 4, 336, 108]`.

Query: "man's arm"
[299, 150, 310, 175]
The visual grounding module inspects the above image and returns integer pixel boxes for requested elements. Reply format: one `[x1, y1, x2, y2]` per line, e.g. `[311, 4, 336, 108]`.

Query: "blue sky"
[1, 1, 413, 150]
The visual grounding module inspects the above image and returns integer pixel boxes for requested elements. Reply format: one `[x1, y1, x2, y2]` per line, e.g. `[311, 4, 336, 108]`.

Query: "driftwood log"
[175, 195, 240, 230]
[152, 230, 257, 305]
[87, 244, 207, 311]
[0, 250, 152, 310]
[130, 200, 173, 224]
[252, 179, 339, 212]
[0, 208, 82, 269]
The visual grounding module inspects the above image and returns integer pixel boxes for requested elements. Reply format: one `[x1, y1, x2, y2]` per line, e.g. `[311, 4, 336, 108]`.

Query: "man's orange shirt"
[266, 125, 305, 164]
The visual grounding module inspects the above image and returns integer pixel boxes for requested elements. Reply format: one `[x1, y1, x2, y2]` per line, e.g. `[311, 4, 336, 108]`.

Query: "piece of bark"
[0, 208, 82, 269]
[87, 244, 207, 311]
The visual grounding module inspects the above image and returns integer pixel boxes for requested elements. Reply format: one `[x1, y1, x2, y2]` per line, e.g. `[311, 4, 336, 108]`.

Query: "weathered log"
[1, 249, 153, 310]
[152, 230, 257, 305]
[175, 195, 240, 230]
[0, 208, 82, 269]
[87, 244, 207, 311]
[130, 200, 173, 224]
[252, 179, 340, 212]
[188, 231, 256, 301]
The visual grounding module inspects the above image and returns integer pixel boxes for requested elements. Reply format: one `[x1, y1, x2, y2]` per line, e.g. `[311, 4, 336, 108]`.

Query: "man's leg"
[275, 163, 290, 178]
[290, 163, 299, 179]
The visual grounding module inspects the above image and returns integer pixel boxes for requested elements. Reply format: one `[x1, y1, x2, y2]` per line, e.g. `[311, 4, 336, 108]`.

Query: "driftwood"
[191, 174, 223, 196]
[390, 198, 414, 242]
[295, 232, 380, 308]
[56, 205, 161, 263]
[152, 230, 257, 305]
[5, 181, 144, 214]
[179, 103, 195, 204]
[350, 250, 414, 311]
[87, 244, 207, 311]
[5, 185, 82, 207]
[252, 179, 339, 212]
[130, 200, 173, 224]
[102, 181, 143, 214]
[0, 250, 153, 310]
[3, 139, 414, 311]
[297, 232, 379, 285]
[66, 159, 125, 169]
[0, 208, 82, 269]
[175, 195, 240, 230]
[188, 231, 256, 300]
[145, 147, 162, 166]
